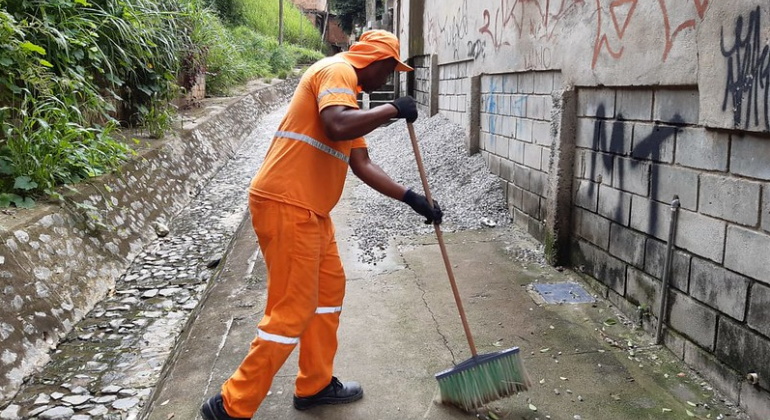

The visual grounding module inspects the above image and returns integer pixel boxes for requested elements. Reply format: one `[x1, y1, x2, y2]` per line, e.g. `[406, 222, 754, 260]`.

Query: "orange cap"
[342, 30, 413, 72]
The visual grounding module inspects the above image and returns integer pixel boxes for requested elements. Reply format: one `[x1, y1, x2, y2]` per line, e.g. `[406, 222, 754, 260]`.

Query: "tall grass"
[241, 0, 322, 50]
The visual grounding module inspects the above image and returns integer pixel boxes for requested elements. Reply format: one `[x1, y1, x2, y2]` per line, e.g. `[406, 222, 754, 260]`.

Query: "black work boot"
[200, 393, 249, 420]
[293, 376, 364, 410]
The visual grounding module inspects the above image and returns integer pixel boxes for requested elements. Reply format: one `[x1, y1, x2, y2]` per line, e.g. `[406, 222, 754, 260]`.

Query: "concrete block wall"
[437, 60, 471, 127]
[479, 71, 562, 242]
[570, 86, 770, 415]
[411, 55, 432, 117]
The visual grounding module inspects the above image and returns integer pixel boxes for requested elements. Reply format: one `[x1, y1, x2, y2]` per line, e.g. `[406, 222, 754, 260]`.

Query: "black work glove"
[402, 189, 443, 225]
[391, 96, 418, 123]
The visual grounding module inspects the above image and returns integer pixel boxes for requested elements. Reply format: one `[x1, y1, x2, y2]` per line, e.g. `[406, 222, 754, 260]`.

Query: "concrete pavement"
[144, 175, 747, 420]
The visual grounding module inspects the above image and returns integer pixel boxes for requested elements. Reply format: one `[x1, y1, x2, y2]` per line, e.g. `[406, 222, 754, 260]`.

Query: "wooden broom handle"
[407, 122, 478, 357]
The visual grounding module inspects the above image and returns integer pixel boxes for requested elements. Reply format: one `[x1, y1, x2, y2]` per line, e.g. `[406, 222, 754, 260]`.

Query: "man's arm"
[349, 147, 406, 199]
[350, 147, 443, 224]
[320, 105, 397, 141]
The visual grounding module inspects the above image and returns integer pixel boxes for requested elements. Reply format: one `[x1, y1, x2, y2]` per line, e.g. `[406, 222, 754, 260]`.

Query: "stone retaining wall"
[0, 79, 297, 405]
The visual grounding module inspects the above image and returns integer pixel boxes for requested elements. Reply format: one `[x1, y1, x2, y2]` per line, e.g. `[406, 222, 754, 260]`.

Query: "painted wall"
[396, 0, 770, 417]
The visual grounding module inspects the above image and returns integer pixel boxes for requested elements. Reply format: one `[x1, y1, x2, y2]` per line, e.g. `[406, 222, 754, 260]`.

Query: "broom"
[406, 122, 532, 412]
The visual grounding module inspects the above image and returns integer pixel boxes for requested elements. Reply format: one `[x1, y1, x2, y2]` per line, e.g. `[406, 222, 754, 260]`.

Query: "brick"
[675, 128, 729, 171]
[577, 150, 613, 184]
[508, 183, 523, 209]
[513, 164, 531, 190]
[609, 224, 646, 267]
[509, 139, 525, 164]
[598, 185, 631, 226]
[576, 118, 599, 150]
[527, 95, 552, 121]
[495, 135, 510, 158]
[479, 131, 490, 150]
[522, 189, 540, 217]
[669, 291, 718, 350]
[612, 157, 650, 196]
[740, 380, 770, 420]
[748, 283, 770, 337]
[489, 153, 500, 176]
[675, 209, 726, 263]
[630, 196, 670, 240]
[644, 238, 690, 292]
[530, 170, 547, 196]
[653, 89, 699, 124]
[501, 74, 518, 94]
[577, 89, 615, 118]
[764, 185, 770, 233]
[523, 143, 542, 170]
[575, 180, 599, 212]
[574, 207, 611, 249]
[650, 164, 698, 210]
[716, 318, 770, 390]
[499, 159, 515, 183]
[632, 123, 675, 163]
[616, 89, 653, 121]
[533, 72, 554, 94]
[541, 149, 551, 172]
[511, 95, 527, 117]
[518, 72, 534, 94]
[724, 225, 770, 284]
[683, 342, 741, 404]
[690, 258, 750, 321]
[700, 174, 761, 226]
[731, 133, 770, 181]
[598, 120, 633, 155]
[516, 118, 533, 142]
[573, 239, 627, 295]
[533, 121, 552, 146]
[627, 267, 661, 317]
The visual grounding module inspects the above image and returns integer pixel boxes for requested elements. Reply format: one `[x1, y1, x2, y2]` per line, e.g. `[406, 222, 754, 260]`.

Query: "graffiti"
[592, 0, 709, 68]
[479, 0, 585, 52]
[585, 104, 683, 234]
[720, 7, 770, 131]
[467, 39, 487, 60]
[524, 46, 553, 69]
[427, 0, 471, 60]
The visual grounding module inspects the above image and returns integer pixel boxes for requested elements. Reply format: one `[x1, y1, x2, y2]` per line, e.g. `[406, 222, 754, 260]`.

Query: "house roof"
[290, 0, 326, 11]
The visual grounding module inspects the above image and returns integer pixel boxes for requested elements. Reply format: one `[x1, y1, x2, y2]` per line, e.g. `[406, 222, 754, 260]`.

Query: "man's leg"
[293, 220, 363, 410]
[217, 199, 324, 418]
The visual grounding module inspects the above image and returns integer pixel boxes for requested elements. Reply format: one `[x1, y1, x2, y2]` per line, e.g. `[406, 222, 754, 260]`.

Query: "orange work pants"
[221, 196, 346, 418]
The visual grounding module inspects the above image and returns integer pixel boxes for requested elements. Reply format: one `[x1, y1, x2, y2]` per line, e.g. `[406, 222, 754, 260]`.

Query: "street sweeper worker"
[200, 30, 444, 420]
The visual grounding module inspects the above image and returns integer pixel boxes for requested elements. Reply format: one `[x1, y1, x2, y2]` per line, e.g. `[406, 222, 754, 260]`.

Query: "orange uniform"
[220, 55, 368, 418]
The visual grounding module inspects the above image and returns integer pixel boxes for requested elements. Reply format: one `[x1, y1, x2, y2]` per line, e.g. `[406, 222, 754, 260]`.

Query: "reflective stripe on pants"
[220, 196, 346, 418]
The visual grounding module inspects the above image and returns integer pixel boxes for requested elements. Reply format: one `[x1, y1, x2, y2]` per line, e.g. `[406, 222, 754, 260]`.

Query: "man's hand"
[402, 189, 443, 224]
[391, 96, 418, 123]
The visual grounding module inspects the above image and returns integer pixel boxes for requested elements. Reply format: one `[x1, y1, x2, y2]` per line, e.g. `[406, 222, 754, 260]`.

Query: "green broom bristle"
[436, 347, 531, 412]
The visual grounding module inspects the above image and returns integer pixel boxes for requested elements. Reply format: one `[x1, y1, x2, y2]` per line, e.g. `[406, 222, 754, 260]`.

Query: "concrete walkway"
[144, 173, 745, 420]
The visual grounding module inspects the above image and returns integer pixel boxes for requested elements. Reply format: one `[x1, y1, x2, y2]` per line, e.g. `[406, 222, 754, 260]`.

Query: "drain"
[531, 282, 595, 304]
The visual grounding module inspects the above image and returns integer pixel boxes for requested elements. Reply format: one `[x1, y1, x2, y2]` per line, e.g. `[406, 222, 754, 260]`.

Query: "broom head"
[435, 347, 531, 412]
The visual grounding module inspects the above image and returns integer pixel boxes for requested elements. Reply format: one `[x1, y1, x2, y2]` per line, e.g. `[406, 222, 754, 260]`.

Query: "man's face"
[361, 59, 398, 93]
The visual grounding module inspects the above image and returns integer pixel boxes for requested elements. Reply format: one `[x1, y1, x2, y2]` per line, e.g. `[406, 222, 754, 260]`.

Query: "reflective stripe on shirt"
[275, 131, 349, 163]
[317, 87, 357, 102]
[315, 306, 342, 314]
[257, 328, 300, 345]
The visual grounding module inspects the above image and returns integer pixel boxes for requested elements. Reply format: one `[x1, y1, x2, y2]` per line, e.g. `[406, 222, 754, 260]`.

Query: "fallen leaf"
[489, 412, 499, 420]
[540, 348, 550, 353]
[686, 401, 697, 407]
[160, 399, 170, 406]
[492, 340, 503, 347]
[677, 372, 686, 377]
[610, 394, 621, 401]
[603, 318, 617, 326]
[560, 377, 568, 381]
[528, 403, 538, 411]
[167, 414, 175, 419]
[686, 410, 696, 417]
[662, 408, 673, 413]
[539, 378, 546, 384]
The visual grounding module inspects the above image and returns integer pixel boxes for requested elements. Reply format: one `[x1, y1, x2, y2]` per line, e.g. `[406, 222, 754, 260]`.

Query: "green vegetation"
[0, 0, 326, 206]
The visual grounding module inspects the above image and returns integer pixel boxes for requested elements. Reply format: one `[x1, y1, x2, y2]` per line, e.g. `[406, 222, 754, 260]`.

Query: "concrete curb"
[0, 78, 297, 406]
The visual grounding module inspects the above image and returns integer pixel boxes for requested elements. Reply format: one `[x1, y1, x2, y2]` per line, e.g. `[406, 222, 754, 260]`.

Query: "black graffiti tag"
[720, 6, 770, 131]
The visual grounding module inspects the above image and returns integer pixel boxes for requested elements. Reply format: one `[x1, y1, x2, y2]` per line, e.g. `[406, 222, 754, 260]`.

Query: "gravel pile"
[351, 114, 512, 263]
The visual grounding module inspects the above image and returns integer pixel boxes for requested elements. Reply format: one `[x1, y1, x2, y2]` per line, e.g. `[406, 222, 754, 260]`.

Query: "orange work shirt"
[249, 56, 367, 217]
